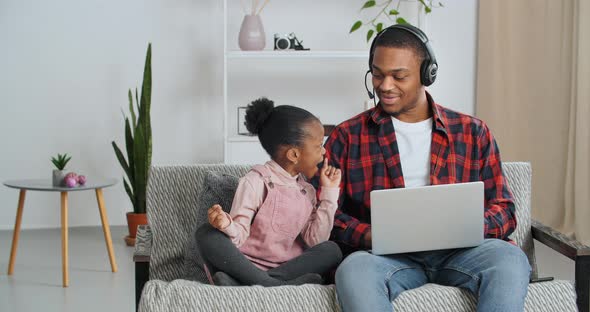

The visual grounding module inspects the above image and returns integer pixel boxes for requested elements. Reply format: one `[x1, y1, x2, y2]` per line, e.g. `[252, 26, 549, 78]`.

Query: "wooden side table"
[3, 178, 118, 287]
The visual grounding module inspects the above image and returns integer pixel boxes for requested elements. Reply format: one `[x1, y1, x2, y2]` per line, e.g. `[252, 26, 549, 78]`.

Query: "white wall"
[426, 0, 478, 115]
[0, 0, 224, 229]
[0, 0, 477, 229]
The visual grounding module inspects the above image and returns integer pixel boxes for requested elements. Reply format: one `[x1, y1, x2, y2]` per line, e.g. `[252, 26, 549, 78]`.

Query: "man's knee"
[335, 251, 380, 284]
[481, 239, 531, 278]
[336, 251, 424, 305]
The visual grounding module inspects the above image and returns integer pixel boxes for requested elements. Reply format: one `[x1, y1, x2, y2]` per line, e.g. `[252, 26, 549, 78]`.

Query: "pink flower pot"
[238, 14, 266, 51]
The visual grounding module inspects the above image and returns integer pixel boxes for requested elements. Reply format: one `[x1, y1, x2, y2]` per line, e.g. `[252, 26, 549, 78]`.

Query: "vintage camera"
[274, 33, 310, 51]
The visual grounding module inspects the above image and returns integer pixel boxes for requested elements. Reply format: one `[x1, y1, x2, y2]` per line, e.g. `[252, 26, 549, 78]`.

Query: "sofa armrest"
[134, 224, 152, 262]
[134, 224, 152, 312]
[532, 219, 590, 312]
[532, 219, 590, 259]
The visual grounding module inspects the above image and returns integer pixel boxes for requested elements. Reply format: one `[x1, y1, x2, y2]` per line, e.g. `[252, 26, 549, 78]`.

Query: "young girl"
[196, 97, 342, 286]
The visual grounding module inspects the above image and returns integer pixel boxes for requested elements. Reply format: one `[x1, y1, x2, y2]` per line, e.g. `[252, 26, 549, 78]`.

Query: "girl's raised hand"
[319, 157, 341, 188]
[208, 204, 231, 230]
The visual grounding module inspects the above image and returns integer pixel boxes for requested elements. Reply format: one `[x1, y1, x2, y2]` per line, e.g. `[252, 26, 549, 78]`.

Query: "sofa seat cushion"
[394, 281, 577, 312]
[140, 280, 339, 312]
[139, 280, 576, 312]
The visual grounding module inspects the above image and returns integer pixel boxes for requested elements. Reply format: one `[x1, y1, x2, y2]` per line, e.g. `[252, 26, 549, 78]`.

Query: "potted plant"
[51, 153, 72, 186]
[112, 43, 152, 246]
[349, 0, 443, 42]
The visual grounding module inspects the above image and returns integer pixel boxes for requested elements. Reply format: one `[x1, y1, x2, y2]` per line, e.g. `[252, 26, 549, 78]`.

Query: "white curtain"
[476, 0, 590, 244]
[563, 0, 590, 242]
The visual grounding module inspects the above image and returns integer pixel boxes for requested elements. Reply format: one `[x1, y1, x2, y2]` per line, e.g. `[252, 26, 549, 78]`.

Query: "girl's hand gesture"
[320, 157, 341, 188]
[208, 204, 231, 230]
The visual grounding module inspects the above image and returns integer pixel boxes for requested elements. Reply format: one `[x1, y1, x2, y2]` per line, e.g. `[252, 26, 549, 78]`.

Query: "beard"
[379, 100, 417, 117]
[378, 88, 426, 117]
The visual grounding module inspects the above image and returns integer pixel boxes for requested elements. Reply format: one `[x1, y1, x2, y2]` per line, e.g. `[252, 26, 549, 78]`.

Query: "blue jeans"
[335, 239, 531, 312]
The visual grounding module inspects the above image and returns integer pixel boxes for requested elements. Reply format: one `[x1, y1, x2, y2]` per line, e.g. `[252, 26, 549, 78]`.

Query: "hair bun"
[244, 97, 274, 135]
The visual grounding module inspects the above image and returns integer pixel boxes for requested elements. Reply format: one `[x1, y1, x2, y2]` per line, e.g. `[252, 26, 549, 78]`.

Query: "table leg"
[7, 189, 26, 275]
[61, 191, 69, 287]
[95, 188, 118, 272]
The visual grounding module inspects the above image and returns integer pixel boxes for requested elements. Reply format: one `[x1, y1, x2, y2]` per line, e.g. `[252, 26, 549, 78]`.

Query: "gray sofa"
[134, 162, 590, 312]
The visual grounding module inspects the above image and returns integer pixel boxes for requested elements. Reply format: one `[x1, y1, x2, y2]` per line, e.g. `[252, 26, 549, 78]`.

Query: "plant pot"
[52, 170, 66, 186]
[238, 14, 266, 51]
[125, 212, 148, 246]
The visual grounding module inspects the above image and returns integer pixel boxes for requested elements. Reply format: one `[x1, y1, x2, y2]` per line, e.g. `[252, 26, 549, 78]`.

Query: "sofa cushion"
[139, 279, 577, 312]
[182, 170, 240, 283]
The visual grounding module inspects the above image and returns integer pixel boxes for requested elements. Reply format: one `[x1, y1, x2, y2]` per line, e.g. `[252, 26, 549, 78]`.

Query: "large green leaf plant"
[112, 43, 152, 214]
[350, 0, 444, 42]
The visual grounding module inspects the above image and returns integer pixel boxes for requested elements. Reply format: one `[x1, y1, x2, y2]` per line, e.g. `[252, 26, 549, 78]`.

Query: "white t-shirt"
[391, 116, 433, 188]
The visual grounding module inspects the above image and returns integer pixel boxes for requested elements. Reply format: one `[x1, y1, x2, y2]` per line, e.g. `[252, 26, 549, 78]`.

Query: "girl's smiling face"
[293, 120, 325, 179]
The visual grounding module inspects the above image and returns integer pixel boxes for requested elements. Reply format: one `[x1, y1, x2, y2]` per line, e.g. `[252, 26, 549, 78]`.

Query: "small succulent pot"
[52, 170, 66, 187]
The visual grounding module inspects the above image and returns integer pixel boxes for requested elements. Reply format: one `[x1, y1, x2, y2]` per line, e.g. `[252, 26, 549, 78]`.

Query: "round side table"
[3, 178, 118, 287]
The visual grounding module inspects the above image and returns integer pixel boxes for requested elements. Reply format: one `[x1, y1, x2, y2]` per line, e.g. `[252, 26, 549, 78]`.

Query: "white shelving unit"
[222, 0, 424, 164]
[226, 51, 367, 59]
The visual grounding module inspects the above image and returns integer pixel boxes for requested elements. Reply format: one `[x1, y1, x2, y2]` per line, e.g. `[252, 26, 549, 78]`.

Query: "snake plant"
[112, 43, 152, 214]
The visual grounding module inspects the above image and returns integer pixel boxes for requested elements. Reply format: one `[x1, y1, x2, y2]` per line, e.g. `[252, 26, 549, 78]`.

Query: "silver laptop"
[369, 182, 484, 255]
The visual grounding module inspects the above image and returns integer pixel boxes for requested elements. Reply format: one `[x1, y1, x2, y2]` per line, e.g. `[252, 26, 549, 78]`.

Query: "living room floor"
[0, 226, 134, 312]
[0, 226, 576, 312]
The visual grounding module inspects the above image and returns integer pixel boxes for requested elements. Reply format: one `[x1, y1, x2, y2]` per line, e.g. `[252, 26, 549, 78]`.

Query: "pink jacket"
[220, 161, 339, 270]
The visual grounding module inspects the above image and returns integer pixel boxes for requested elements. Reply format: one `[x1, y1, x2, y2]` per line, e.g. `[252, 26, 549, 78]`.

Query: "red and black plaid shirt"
[320, 92, 516, 252]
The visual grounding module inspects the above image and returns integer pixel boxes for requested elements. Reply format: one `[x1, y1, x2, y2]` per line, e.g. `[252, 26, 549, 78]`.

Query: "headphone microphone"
[364, 70, 374, 99]
[364, 69, 379, 107]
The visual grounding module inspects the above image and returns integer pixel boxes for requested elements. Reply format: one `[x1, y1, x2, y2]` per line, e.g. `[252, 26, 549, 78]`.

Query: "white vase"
[238, 14, 266, 51]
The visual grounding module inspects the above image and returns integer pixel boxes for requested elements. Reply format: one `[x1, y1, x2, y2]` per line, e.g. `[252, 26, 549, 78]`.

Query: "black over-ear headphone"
[365, 24, 438, 99]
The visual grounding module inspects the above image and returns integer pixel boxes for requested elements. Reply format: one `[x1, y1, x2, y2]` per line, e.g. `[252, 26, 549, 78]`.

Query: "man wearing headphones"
[323, 24, 531, 311]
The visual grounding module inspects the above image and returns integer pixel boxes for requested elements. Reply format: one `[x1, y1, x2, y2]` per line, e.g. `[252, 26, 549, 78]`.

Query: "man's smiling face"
[371, 46, 425, 117]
